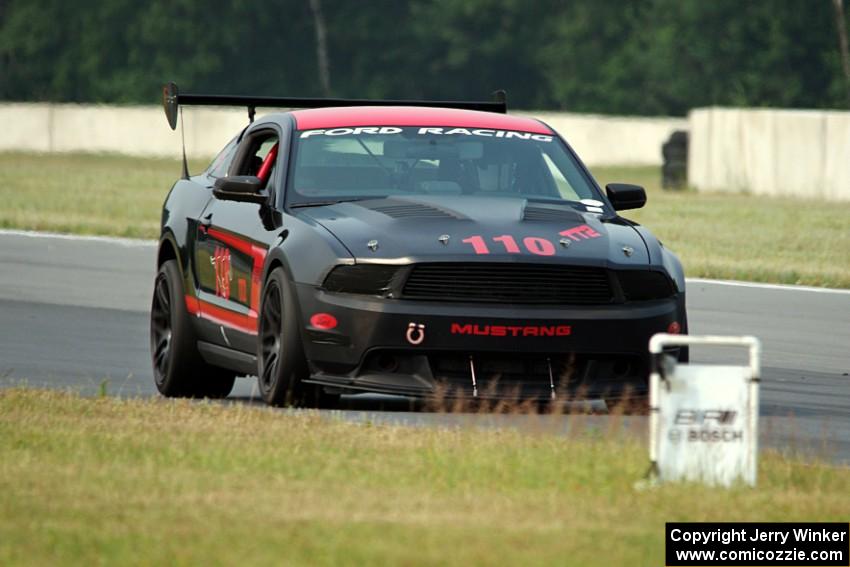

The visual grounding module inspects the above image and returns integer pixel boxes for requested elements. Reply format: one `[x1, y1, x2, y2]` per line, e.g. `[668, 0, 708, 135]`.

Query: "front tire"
[257, 268, 310, 406]
[150, 259, 236, 398]
[257, 267, 338, 408]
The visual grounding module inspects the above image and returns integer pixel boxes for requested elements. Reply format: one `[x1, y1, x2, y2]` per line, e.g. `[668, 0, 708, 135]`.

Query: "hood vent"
[523, 205, 584, 223]
[364, 200, 462, 220]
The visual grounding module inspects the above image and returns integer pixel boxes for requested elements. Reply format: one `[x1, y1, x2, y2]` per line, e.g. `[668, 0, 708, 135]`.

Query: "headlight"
[616, 270, 675, 301]
[322, 264, 401, 296]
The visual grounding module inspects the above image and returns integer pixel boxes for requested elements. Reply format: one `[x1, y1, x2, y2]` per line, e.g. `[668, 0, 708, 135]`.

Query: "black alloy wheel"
[259, 278, 284, 396]
[151, 271, 173, 383]
[257, 268, 306, 406]
[257, 267, 337, 407]
[150, 259, 236, 398]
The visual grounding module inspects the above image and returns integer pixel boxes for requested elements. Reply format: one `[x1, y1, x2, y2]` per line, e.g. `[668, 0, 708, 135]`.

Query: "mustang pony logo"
[210, 246, 232, 299]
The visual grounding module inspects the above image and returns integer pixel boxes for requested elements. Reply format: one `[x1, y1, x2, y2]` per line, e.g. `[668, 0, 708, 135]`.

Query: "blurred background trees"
[1, 0, 848, 114]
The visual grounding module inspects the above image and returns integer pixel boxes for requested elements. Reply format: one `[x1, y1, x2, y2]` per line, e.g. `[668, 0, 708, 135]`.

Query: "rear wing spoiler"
[162, 82, 507, 130]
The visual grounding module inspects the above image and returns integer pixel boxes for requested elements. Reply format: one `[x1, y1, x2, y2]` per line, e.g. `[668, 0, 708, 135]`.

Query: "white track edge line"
[0, 229, 155, 247]
[686, 278, 850, 295]
[2, 229, 849, 294]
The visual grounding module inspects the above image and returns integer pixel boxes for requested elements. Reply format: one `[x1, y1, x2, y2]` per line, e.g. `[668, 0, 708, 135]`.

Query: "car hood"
[298, 195, 650, 266]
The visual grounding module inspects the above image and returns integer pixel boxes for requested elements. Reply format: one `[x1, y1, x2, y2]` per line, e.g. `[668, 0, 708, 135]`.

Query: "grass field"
[1, 389, 848, 566]
[1, 152, 849, 287]
[595, 167, 850, 288]
[0, 153, 207, 239]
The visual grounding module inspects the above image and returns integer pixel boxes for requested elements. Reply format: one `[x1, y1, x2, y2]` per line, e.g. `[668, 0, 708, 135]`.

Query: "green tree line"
[1, 0, 849, 115]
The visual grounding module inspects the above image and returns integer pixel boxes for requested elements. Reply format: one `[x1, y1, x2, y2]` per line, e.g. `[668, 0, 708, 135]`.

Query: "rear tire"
[150, 259, 236, 398]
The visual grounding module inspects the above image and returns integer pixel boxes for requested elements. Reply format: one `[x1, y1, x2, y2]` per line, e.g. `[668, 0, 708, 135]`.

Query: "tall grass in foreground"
[0, 389, 847, 566]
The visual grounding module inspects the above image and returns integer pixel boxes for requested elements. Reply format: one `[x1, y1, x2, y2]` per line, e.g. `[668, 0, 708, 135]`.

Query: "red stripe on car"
[185, 295, 258, 335]
[292, 106, 552, 134]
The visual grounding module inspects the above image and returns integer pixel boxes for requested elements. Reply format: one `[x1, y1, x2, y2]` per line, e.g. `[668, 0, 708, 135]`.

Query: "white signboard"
[649, 334, 760, 487]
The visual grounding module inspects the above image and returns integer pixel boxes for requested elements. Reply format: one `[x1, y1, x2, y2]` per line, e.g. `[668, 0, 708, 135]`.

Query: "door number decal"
[461, 226, 601, 256]
[210, 245, 232, 299]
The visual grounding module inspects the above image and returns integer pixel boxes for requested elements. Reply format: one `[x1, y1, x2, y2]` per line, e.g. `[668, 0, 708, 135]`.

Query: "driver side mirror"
[213, 176, 267, 204]
[605, 183, 646, 211]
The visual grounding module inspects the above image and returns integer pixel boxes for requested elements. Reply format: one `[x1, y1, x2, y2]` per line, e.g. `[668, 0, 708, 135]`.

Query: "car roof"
[290, 106, 553, 134]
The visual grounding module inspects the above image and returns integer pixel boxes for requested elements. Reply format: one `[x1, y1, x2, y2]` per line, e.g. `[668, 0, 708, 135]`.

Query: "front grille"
[401, 263, 614, 304]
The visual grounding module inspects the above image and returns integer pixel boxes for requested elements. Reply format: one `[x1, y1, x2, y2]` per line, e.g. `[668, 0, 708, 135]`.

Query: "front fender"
[262, 213, 354, 287]
[632, 225, 685, 292]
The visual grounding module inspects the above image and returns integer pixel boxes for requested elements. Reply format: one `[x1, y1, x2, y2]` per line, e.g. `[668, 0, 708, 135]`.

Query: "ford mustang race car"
[151, 83, 687, 406]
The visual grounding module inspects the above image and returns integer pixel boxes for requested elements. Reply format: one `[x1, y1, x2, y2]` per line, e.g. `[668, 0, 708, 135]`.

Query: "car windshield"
[287, 126, 602, 207]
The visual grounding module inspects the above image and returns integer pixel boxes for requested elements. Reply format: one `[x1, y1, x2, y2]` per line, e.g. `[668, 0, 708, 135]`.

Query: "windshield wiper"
[289, 198, 369, 208]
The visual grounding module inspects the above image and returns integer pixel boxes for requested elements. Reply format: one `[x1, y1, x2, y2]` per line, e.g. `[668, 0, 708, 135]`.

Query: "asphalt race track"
[1, 230, 849, 462]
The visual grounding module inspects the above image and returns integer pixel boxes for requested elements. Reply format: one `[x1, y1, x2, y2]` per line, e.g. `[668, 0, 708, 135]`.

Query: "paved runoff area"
[1, 230, 849, 461]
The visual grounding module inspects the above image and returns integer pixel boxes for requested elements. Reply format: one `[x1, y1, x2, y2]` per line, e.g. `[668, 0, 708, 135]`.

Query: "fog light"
[310, 313, 338, 330]
[376, 353, 399, 373]
[667, 321, 681, 334]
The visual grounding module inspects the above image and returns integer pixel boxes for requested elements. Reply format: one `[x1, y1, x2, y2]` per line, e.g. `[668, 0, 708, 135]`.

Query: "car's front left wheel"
[257, 267, 338, 408]
[257, 268, 309, 406]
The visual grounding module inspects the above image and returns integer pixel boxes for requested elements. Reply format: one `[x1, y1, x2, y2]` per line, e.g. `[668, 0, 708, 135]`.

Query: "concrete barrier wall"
[0, 104, 52, 152]
[0, 103, 257, 158]
[5, 103, 846, 199]
[688, 107, 850, 201]
[525, 112, 688, 166]
[0, 102, 685, 166]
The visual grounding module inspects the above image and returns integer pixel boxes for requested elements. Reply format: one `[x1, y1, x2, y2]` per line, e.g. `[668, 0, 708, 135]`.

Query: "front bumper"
[295, 283, 685, 399]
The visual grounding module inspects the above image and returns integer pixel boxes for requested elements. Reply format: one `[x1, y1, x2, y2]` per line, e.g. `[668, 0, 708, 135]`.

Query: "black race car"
[151, 83, 687, 406]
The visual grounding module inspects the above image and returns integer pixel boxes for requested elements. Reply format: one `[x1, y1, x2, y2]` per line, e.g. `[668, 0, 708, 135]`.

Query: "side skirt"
[197, 341, 258, 375]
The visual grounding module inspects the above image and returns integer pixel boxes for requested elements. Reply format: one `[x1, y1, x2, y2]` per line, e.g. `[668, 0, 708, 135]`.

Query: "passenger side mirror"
[605, 183, 646, 211]
[213, 175, 267, 204]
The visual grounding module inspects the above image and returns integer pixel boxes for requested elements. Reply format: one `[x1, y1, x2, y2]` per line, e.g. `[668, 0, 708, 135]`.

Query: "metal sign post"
[648, 334, 761, 487]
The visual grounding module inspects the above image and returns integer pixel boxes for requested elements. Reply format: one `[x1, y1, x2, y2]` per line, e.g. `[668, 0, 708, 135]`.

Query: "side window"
[207, 137, 239, 179]
[233, 131, 280, 189]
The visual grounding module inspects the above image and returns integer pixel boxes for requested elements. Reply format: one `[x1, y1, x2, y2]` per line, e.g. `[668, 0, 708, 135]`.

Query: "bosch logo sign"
[669, 409, 743, 443]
